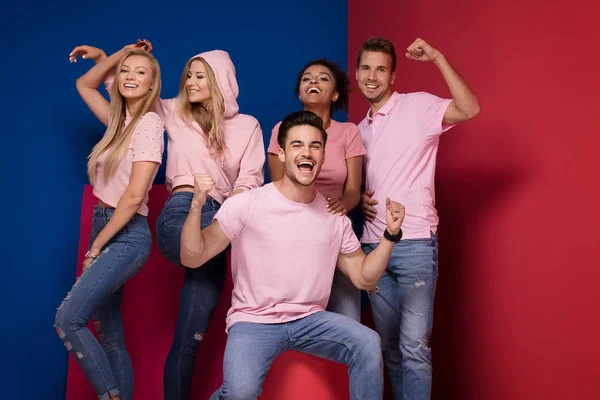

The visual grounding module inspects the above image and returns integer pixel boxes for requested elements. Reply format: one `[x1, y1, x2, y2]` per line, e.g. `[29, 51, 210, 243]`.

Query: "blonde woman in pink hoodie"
[80, 43, 265, 399]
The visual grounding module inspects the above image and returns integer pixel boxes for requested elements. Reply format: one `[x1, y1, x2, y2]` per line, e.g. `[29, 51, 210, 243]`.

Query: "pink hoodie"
[106, 50, 265, 204]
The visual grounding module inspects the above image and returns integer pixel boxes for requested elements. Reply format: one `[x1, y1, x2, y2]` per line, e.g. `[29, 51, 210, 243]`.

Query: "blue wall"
[0, 1, 347, 398]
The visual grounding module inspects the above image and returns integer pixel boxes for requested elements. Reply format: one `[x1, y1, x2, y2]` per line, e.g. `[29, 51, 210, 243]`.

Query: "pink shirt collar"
[365, 91, 401, 125]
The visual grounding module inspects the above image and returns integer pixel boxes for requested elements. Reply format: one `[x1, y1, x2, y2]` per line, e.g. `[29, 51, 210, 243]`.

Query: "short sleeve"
[411, 92, 455, 136]
[344, 123, 366, 159]
[213, 192, 251, 241]
[340, 216, 361, 254]
[132, 112, 165, 163]
[267, 122, 282, 155]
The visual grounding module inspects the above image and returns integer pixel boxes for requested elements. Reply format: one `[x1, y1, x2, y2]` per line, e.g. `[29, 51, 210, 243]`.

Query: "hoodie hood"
[191, 50, 239, 118]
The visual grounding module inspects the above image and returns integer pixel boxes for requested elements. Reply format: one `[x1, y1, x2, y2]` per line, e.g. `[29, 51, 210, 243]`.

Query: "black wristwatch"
[383, 228, 402, 243]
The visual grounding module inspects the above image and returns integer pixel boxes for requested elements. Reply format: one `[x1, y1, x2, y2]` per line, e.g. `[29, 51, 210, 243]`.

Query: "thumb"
[385, 197, 390, 207]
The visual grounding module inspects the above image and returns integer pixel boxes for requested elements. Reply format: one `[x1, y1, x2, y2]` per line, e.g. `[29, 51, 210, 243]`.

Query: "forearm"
[76, 49, 124, 91]
[434, 55, 481, 119]
[180, 203, 205, 267]
[91, 192, 143, 253]
[340, 188, 361, 211]
[360, 239, 394, 288]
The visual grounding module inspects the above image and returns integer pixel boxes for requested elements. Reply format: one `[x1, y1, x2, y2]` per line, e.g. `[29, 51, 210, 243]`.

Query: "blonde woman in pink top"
[84, 42, 265, 399]
[267, 59, 366, 321]
[55, 41, 164, 400]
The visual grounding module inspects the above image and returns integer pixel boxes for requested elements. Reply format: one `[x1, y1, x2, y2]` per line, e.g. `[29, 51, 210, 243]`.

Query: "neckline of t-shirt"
[268, 182, 318, 209]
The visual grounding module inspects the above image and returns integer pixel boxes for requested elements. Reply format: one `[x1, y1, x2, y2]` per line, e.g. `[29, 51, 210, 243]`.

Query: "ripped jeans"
[363, 232, 438, 400]
[55, 206, 152, 400]
[156, 192, 227, 400]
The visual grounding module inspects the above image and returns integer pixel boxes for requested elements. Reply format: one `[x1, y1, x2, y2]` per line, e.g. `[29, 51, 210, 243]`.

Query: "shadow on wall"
[431, 125, 530, 399]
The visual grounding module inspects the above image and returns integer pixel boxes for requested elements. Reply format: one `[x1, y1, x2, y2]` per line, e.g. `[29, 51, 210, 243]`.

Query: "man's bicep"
[337, 248, 366, 283]
[202, 220, 231, 261]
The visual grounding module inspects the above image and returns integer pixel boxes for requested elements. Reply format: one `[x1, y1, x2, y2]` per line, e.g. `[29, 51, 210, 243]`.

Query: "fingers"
[363, 207, 377, 222]
[326, 198, 346, 216]
[135, 38, 153, 51]
[364, 189, 375, 197]
[406, 38, 426, 59]
[69, 46, 88, 63]
[194, 174, 214, 194]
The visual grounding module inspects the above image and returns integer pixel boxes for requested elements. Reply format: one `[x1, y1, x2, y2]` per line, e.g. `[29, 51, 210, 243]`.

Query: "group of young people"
[54, 36, 480, 400]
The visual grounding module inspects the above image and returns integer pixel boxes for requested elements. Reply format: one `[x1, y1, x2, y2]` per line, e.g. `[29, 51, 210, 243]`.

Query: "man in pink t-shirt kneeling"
[180, 110, 406, 400]
[356, 37, 481, 400]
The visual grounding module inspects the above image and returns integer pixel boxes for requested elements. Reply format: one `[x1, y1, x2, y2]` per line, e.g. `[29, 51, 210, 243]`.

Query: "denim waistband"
[93, 206, 147, 223]
[167, 191, 221, 211]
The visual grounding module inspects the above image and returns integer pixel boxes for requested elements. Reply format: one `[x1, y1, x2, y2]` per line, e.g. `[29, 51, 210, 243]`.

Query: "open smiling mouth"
[297, 160, 314, 173]
[307, 87, 321, 94]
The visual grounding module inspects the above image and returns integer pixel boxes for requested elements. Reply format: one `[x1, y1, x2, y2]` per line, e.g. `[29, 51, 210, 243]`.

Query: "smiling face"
[278, 124, 325, 187]
[298, 64, 339, 109]
[117, 54, 154, 101]
[356, 50, 395, 105]
[186, 59, 212, 104]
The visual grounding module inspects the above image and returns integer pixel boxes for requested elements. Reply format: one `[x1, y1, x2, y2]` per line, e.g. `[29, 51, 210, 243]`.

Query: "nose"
[367, 70, 377, 80]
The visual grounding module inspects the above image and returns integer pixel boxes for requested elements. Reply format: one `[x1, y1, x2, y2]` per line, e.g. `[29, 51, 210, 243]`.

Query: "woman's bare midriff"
[172, 185, 194, 194]
[98, 200, 115, 209]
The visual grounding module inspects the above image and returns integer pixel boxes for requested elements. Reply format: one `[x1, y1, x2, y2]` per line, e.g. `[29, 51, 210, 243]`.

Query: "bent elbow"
[466, 103, 481, 120]
[180, 251, 201, 269]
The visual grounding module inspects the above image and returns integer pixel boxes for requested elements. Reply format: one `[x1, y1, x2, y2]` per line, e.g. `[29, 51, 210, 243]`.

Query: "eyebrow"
[360, 64, 387, 69]
[302, 71, 332, 78]
[122, 64, 148, 71]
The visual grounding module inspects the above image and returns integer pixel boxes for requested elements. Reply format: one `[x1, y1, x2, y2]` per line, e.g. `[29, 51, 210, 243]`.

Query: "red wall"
[348, 1, 600, 399]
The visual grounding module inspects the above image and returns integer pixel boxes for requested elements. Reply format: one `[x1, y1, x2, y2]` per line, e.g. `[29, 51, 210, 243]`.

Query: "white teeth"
[124, 83, 138, 88]
[366, 84, 377, 89]
[308, 88, 321, 94]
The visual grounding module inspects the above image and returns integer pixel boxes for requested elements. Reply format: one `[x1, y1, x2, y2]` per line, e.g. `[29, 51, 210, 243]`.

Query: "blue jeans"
[326, 268, 361, 320]
[363, 232, 439, 400]
[55, 206, 152, 400]
[210, 311, 384, 400]
[156, 192, 227, 400]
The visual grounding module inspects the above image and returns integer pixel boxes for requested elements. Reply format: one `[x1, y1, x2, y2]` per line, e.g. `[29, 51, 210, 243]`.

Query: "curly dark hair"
[294, 58, 350, 114]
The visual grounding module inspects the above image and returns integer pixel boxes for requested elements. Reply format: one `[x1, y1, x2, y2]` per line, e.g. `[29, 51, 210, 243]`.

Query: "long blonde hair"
[87, 49, 161, 184]
[176, 57, 225, 155]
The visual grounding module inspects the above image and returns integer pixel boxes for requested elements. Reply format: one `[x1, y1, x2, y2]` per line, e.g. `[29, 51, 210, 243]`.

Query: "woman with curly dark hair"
[267, 58, 366, 321]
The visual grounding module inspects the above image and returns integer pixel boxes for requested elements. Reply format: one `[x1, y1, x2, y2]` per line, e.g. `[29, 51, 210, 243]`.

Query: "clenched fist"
[192, 174, 214, 208]
[405, 38, 442, 63]
[385, 197, 405, 235]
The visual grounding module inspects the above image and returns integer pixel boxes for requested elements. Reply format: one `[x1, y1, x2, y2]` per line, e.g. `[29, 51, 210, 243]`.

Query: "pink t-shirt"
[268, 120, 366, 199]
[359, 92, 454, 242]
[214, 183, 361, 331]
[93, 112, 164, 216]
[105, 51, 265, 204]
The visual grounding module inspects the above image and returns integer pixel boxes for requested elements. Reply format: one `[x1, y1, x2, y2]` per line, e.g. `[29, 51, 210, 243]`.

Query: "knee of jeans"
[222, 378, 262, 400]
[357, 327, 382, 354]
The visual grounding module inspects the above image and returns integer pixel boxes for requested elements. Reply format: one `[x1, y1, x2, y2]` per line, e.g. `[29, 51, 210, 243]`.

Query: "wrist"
[383, 228, 402, 242]
[433, 53, 446, 67]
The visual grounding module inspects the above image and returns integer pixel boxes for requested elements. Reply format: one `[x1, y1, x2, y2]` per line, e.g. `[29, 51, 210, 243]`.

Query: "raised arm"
[405, 38, 481, 125]
[70, 40, 152, 125]
[337, 197, 404, 290]
[181, 175, 232, 268]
